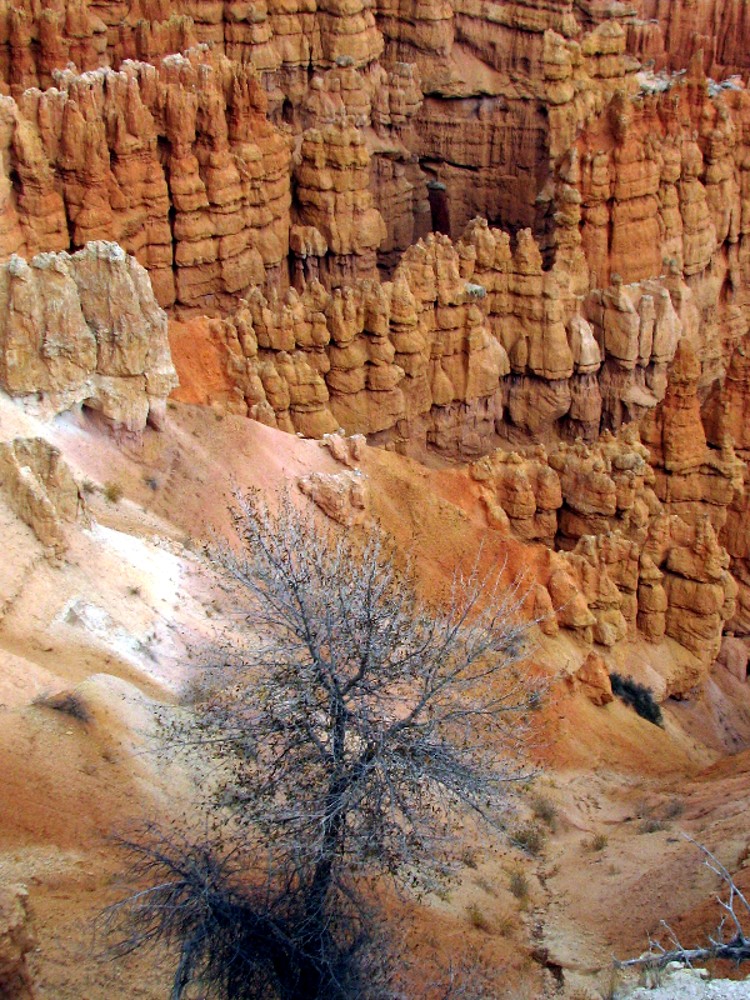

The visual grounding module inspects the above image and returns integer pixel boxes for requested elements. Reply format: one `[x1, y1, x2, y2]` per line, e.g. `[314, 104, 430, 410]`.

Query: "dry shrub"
[104, 481, 124, 504]
[584, 832, 608, 852]
[511, 822, 546, 857]
[32, 690, 91, 724]
[465, 903, 491, 933]
[460, 847, 479, 869]
[508, 868, 529, 900]
[638, 818, 667, 835]
[662, 798, 685, 821]
[531, 794, 557, 831]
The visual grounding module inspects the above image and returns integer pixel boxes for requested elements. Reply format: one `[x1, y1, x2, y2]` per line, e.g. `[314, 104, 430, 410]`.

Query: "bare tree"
[207, 491, 537, 898]
[103, 826, 396, 1000]
[107, 490, 539, 999]
[616, 837, 750, 971]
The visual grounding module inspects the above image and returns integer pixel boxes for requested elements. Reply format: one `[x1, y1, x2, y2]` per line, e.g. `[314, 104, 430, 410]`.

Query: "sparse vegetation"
[508, 868, 529, 900]
[81, 478, 97, 495]
[495, 908, 517, 937]
[127, 585, 142, 597]
[584, 832, 609, 852]
[106, 490, 539, 999]
[466, 903, 491, 933]
[617, 839, 750, 971]
[638, 818, 667, 835]
[460, 847, 479, 869]
[531, 794, 558, 831]
[609, 672, 663, 727]
[662, 798, 685, 821]
[104, 481, 124, 504]
[32, 690, 91, 724]
[511, 822, 546, 857]
[143, 475, 159, 491]
[472, 875, 496, 897]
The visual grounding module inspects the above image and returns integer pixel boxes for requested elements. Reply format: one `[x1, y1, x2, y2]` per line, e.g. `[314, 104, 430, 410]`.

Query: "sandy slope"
[1, 397, 750, 998]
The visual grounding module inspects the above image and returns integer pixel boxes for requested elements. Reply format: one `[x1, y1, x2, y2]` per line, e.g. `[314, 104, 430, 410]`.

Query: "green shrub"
[609, 673, 663, 727]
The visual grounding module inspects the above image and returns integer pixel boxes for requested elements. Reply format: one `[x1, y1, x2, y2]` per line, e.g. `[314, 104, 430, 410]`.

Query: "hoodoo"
[2, 2, 750, 998]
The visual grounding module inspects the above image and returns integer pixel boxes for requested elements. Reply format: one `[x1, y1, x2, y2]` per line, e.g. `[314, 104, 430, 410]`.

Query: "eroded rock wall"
[0, 0, 749, 320]
[2, 0, 750, 692]
[0, 47, 291, 312]
[0, 437, 82, 556]
[627, 0, 750, 81]
[0, 242, 177, 431]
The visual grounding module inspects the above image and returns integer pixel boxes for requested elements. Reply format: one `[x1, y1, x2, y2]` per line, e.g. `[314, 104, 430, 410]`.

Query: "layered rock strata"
[196, 217, 702, 455]
[0, 242, 177, 431]
[471, 402, 741, 688]
[0, 2, 749, 325]
[197, 230, 509, 449]
[2, 0, 750, 696]
[0, 46, 291, 311]
[626, 1, 750, 81]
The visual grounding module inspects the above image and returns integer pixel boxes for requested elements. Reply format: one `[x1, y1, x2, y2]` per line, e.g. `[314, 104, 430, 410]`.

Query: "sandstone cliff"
[0, 0, 748, 328]
[0, 242, 177, 431]
[2, 0, 750, 694]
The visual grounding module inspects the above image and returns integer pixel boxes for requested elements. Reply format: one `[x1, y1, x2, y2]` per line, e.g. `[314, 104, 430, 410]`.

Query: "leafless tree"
[206, 491, 537, 898]
[107, 489, 539, 999]
[103, 825, 396, 1000]
[616, 837, 750, 971]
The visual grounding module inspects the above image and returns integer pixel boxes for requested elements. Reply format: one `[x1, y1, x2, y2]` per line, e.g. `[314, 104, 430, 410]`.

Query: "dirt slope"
[1, 398, 750, 998]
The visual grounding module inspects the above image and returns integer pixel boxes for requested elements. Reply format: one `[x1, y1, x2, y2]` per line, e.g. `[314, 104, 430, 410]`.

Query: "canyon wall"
[2, 0, 750, 692]
[626, 1, 750, 81]
[0, 2, 748, 316]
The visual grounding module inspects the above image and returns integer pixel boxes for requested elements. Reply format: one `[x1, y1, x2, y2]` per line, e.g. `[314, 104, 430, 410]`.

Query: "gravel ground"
[625, 968, 750, 999]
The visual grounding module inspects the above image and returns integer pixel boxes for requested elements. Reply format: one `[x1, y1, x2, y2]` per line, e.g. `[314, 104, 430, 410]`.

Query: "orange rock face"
[3, 0, 750, 688]
[627, 0, 750, 81]
[567, 651, 614, 706]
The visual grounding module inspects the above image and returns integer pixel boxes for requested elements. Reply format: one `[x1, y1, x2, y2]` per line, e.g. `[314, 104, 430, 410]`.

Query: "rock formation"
[566, 650, 614, 706]
[1, 1, 750, 692]
[298, 469, 367, 524]
[192, 229, 510, 450]
[0, 437, 82, 556]
[0, 884, 34, 999]
[626, 1, 750, 81]
[0, 0, 747, 326]
[0, 242, 177, 431]
[469, 411, 741, 689]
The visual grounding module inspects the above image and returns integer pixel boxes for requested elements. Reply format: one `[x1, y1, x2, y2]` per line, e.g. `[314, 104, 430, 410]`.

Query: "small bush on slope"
[609, 673, 663, 727]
